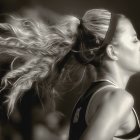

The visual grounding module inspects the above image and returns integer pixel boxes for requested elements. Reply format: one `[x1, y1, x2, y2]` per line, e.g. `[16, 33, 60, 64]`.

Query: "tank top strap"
[132, 107, 140, 128]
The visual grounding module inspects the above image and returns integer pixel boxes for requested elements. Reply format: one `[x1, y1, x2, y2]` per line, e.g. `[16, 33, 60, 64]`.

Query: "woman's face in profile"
[113, 18, 140, 73]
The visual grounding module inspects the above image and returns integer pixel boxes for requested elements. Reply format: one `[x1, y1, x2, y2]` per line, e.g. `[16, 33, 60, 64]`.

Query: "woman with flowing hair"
[0, 8, 140, 140]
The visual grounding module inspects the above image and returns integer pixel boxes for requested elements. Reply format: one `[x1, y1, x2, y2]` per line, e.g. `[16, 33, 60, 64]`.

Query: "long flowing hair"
[0, 9, 111, 115]
[0, 14, 81, 115]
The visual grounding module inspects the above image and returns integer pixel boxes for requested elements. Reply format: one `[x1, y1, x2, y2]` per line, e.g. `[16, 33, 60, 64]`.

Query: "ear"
[106, 45, 118, 61]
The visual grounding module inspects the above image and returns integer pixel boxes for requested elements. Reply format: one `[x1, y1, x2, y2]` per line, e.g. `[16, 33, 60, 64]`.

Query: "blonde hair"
[0, 9, 112, 115]
[72, 9, 111, 65]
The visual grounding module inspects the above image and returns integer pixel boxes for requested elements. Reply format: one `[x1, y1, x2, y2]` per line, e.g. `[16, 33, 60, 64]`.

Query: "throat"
[96, 70, 130, 89]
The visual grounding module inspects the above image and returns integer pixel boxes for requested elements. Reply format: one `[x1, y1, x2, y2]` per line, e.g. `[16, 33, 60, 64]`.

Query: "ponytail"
[0, 14, 80, 115]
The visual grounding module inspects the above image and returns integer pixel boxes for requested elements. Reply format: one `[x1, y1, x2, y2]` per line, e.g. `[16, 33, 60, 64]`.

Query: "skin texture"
[79, 18, 140, 140]
[113, 18, 140, 74]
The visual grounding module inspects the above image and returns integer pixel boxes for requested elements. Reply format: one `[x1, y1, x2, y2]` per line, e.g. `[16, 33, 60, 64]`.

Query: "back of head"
[72, 9, 112, 66]
[82, 9, 111, 40]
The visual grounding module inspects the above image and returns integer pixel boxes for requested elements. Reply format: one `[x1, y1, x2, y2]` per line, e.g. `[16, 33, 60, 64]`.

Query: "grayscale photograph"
[0, 0, 139, 140]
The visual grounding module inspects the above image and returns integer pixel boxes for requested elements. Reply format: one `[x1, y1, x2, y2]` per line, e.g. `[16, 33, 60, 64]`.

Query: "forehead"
[116, 18, 136, 36]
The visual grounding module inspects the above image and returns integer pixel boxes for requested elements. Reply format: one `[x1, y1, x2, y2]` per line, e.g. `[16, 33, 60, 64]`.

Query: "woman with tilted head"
[0, 8, 140, 140]
[68, 9, 140, 140]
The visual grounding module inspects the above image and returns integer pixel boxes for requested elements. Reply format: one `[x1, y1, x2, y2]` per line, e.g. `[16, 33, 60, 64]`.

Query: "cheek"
[118, 40, 133, 60]
[117, 41, 140, 71]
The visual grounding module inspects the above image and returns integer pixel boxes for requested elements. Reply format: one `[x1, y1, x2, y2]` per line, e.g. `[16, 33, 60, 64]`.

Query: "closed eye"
[133, 36, 139, 43]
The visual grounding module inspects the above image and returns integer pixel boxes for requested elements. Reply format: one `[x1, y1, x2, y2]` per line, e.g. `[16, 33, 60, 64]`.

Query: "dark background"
[0, 0, 140, 114]
[0, 0, 140, 140]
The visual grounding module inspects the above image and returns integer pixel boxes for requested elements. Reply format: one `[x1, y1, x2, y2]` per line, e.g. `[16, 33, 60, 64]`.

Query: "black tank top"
[68, 81, 140, 140]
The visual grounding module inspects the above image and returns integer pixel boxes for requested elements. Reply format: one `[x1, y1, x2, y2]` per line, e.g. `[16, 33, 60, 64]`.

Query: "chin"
[132, 68, 140, 73]
[127, 68, 140, 76]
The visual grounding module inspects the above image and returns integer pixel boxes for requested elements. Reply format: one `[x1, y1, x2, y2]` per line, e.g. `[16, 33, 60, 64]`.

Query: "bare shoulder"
[101, 88, 134, 107]
[83, 88, 135, 140]
[98, 88, 134, 120]
[86, 87, 134, 124]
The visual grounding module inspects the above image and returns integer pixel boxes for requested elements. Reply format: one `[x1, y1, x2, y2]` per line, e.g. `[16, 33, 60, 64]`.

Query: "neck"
[96, 62, 133, 89]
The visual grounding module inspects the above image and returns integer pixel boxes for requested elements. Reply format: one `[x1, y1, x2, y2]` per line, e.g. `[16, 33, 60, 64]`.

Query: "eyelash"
[133, 38, 139, 43]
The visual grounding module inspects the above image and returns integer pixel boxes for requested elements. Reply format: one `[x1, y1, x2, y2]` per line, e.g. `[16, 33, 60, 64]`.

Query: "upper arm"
[80, 89, 134, 140]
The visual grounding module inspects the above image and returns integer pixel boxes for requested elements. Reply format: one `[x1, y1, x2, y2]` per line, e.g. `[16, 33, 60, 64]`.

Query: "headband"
[71, 13, 120, 64]
[101, 13, 120, 47]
